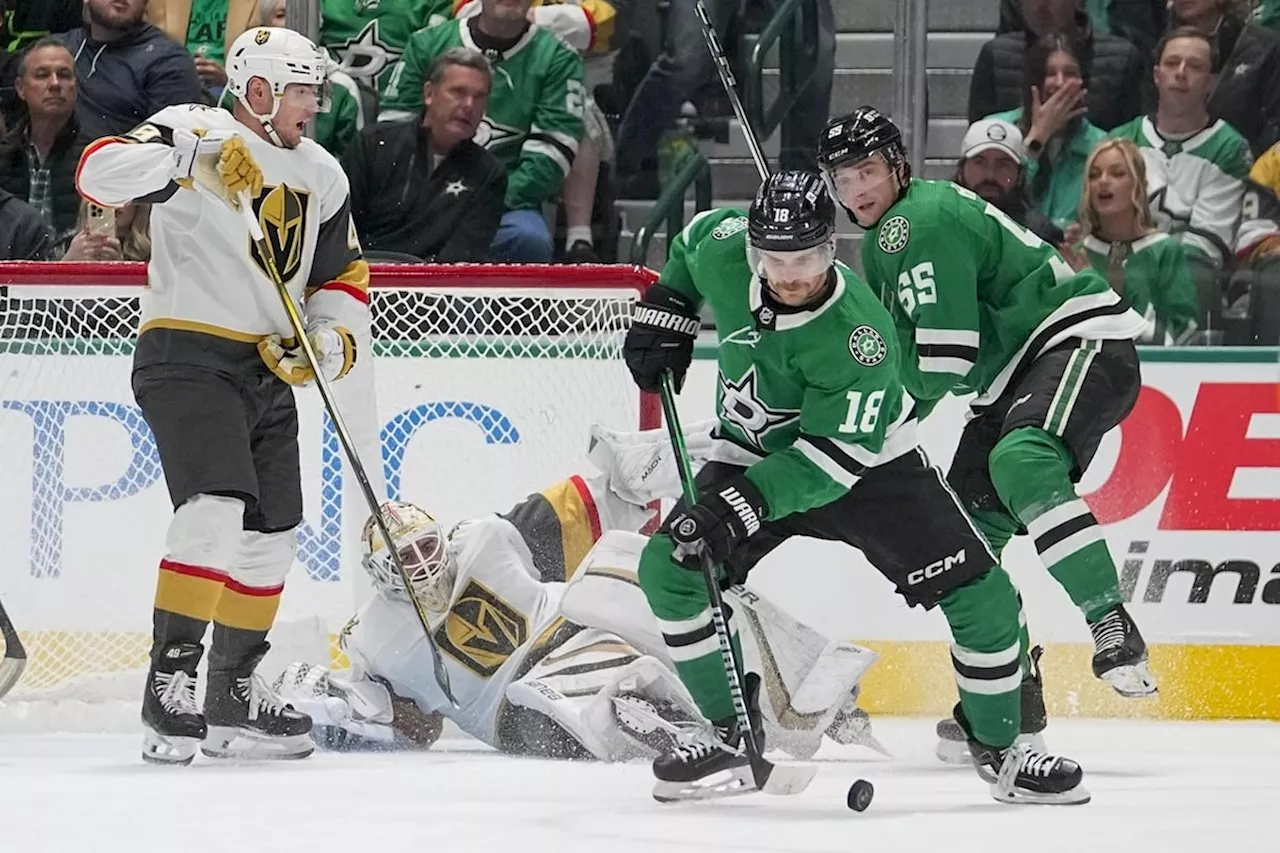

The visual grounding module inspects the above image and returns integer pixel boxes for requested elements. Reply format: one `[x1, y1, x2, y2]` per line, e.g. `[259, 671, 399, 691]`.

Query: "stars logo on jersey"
[719, 365, 800, 447]
[473, 117, 523, 152]
[849, 325, 887, 366]
[444, 179, 470, 197]
[330, 20, 401, 80]
[249, 183, 311, 284]
[435, 579, 529, 677]
[712, 216, 748, 240]
[878, 215, 910, 254]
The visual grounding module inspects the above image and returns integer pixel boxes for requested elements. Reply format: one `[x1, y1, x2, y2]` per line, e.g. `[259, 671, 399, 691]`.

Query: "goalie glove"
[258, 324, 357, 385]
[171, 128, 264, 208]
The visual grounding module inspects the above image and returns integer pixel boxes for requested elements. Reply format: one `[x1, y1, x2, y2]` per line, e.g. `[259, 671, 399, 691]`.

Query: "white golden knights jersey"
[339, 476, 605, 748]
[75, 104, 369, 368]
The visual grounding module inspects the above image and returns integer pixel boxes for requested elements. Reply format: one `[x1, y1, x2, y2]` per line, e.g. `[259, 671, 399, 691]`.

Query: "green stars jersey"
[860, 179, 1145, 414]
[1108, 116, 1252, 267]
[380, 18, 586, 211]
[321, 0, 448, 93]
[1081, 232, 1200, 345]
[662, 208, 919, 520]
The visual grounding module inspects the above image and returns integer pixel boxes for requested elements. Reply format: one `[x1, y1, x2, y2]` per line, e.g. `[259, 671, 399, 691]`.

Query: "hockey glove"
[669, 474, 768, 568]
[172, 128, 264, 208]
[623, 284, 700, 393]
[258, 325, 357, 386]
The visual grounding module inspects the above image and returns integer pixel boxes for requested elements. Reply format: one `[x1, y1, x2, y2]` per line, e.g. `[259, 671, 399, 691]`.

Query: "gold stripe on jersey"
[139, 317, 297, 347]
[538, 475, 603, 582]
[305, 258, 371, 303]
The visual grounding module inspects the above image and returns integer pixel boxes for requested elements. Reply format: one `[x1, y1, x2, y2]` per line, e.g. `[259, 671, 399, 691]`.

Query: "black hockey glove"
[624, 285, 700, 393]
[669, 475, 768, 568]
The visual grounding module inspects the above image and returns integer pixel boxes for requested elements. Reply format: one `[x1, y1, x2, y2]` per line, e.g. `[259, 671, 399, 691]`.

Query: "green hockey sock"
[989, 427, 1122, 622]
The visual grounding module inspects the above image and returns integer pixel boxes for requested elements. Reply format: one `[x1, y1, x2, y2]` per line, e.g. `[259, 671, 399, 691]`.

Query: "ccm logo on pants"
[907, 549, 966, 586]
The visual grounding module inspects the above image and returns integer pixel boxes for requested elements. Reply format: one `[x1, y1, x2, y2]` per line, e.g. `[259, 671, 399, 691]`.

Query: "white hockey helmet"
[226, 27, 331, 146]
[360, 501, 456, 612]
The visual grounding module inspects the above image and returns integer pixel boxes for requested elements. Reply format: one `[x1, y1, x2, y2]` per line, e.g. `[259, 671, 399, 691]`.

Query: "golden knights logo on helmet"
[254, 28, 271, 45]
[250, 183, 310, 283]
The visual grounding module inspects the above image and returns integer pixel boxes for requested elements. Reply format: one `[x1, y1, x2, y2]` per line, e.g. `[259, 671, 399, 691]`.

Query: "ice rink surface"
[2, 717, 1275, 853]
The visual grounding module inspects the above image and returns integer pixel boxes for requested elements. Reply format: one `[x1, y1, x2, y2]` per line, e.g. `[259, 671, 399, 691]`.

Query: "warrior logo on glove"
[250, 183, 310, 282]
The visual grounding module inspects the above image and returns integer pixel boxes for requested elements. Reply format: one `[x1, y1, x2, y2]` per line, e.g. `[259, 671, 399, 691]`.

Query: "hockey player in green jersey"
[818, 108, 1157, 715]
[320, 0, 450, 94]
[623, 171, 1088, 806]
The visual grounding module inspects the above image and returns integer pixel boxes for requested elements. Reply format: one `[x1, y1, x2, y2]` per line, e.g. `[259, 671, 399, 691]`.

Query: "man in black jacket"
[969, 0, 1146, 130]
[342, 47, 505, 263]
[0, 37, 88, 246]
[56, 0, 202, 141]
[0, 187, 53, 259]
[0, 0, 82, 127]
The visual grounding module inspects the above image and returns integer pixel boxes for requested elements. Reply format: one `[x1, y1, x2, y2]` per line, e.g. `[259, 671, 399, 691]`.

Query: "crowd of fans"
[0, 0, 1279, 343]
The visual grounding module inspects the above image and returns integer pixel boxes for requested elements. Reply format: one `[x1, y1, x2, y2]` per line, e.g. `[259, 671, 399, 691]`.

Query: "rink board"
[0, 343, 1276, 718]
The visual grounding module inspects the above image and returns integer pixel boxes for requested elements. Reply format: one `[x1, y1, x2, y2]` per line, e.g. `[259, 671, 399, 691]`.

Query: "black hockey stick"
[236, 192, 458, 708]
[658, 372, 815, 797]
[693, 0, 770, 181]
[0, 596, 28, 700]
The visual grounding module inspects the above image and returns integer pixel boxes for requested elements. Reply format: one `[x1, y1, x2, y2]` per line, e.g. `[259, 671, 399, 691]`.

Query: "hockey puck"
[846, 779, 874, 812]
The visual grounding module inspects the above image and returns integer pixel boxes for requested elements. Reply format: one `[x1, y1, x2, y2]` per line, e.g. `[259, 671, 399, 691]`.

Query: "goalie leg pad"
[505, 627, 703, 761]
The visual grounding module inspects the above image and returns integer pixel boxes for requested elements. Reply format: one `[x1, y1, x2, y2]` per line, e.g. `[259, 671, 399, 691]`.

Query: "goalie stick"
[657, 372, 816, 798]
[0, 596, 27, 700]
[236, 191, 458, 708]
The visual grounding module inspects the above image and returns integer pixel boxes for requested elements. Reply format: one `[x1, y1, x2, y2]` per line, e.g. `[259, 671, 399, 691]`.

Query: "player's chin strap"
[236, 92, 286, 148]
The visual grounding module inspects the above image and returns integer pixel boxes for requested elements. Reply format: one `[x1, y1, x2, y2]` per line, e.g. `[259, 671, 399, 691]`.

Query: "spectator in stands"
[0, 0, 81, 127]
[343, 48, 505, 262]
[955, 117, 1063, 243]
[1001, 0, 1167, 58]
[1061, 137, 1200, 343]
[144, 0, 260, 93]
[215, 0, 363, 157]
[970, 0, 1145, 130]
[0, 38, 88, 248]
[0, 187, 54, 259]
[1110, 27, 1252, 274]
[612, 0, 836, 198]
[1162, 0, 1280, 154]
[379, 0, 586, 263]
[62, 199, 151, 261]
[57, 0, 203, 141]
[986, 34, 1106, 230]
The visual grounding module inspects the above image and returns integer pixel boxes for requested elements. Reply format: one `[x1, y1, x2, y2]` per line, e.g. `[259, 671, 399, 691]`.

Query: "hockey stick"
[658, 372, 815, 797]
[692, 0, 770, 181]
[236, 191, 458, 708]
[0, 596, 28, 700]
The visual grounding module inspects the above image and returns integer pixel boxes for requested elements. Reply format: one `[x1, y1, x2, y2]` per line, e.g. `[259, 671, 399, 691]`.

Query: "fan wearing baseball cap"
[955, 118, 1062, 245]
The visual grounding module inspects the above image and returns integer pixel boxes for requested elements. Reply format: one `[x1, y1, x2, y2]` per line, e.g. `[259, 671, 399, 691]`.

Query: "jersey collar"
[459, 18, 538, 60]
[749, 266, 847, 331]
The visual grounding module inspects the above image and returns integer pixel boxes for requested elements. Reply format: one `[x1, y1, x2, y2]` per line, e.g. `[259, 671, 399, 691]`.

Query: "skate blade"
[1100, 662, 1158, 698]
[201, 726, 315, 761]
[935, 737, 973, 766]
[142, 729, 198, 766]
[653, 765, 759, 803]
[990, 781, 1092, 806]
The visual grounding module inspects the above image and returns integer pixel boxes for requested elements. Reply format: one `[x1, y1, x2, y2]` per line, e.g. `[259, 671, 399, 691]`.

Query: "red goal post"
[0, 261, 659, 722]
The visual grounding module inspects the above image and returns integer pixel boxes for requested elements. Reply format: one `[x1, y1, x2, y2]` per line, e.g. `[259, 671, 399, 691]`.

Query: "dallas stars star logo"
[444, 179, 469, 197]
[330, 20, 401, 80]
[473, 117, 522, 151]
[719, 365, 799, 446]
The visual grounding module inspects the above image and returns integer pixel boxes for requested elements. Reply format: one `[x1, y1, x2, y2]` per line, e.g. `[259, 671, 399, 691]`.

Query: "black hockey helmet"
[817, 106, 909, 175]
[747, 170, 836, 252]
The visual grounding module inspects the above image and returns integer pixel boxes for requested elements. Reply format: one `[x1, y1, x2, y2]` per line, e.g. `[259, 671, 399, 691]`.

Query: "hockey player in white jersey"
[277, 424, 881, 761]
[75, 27, 368, 765]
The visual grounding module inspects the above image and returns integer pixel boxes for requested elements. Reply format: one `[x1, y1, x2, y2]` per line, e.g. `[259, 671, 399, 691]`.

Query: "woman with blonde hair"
[1062, 137, 1200, 344]
[62, 200, 152, 262]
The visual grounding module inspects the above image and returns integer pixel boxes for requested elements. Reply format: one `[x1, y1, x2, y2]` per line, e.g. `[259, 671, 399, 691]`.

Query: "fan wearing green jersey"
[622, 171, 1088, 806]
[320, 0, 451, 94]
[818, 108, 1157, 714]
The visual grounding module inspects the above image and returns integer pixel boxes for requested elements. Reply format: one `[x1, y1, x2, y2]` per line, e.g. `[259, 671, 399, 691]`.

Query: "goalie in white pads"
[277, 423, 881, 761]
[76, 27, 367, 765]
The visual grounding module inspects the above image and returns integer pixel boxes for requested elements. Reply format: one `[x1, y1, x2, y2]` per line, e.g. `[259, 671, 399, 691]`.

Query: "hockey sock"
[937, 567, 1024, 748]
[151, 559, 226, 660]
[989, 428, 1122, 622]
[208, 578, 283, 671]
[639, 533, 742, 722]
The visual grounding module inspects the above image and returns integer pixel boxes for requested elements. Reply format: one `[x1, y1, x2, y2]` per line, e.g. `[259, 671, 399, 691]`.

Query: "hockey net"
[0, 262, 657, 730]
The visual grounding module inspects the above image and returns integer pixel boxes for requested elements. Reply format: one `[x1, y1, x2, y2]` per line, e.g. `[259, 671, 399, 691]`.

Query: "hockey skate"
[141, 642, 207, 766]
[201, 643, 314, 760]
[1090, 604, 1158, 697]
[954, 703, 1089, 805]
[651, 672, 764, 803]
[936, 646, 1047, 765]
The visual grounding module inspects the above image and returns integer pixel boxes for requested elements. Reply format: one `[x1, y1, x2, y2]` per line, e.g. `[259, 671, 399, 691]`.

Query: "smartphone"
[86, 203, 116, 238]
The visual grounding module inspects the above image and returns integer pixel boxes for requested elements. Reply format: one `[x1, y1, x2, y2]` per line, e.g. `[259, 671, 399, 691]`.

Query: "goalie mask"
[746, 170, 837, 282]
[361, 502, 455, 612]
[226, 27, 331, 147]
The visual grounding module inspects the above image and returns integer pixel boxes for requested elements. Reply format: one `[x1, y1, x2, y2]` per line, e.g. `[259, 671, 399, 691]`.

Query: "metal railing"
[744, 0, 823, 163]
[628, 151, 713, 266]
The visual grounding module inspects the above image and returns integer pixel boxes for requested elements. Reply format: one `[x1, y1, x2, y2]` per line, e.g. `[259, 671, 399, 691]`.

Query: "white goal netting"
[0, 263, 656, 730]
